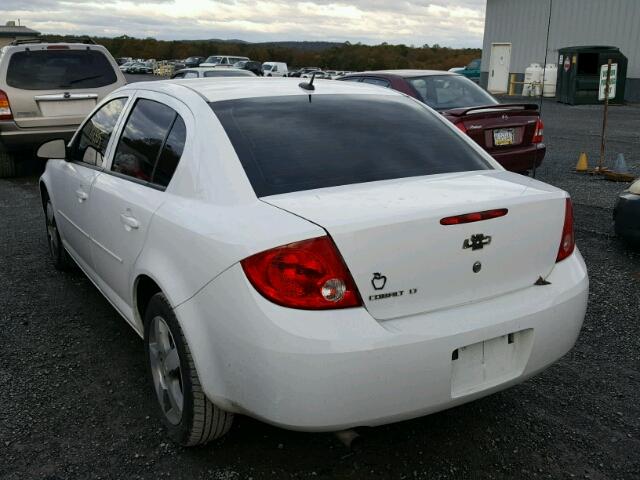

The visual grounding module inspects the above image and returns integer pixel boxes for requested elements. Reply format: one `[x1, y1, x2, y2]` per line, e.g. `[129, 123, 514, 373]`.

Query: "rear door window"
[153, 116, 186, 187]
[211, 94, 490, 197]
[7, 49, 117, 90]
[111, 99, 176, 183]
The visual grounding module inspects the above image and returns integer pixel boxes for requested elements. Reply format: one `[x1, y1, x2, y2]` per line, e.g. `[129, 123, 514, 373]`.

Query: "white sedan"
[37, 78, 588, 446]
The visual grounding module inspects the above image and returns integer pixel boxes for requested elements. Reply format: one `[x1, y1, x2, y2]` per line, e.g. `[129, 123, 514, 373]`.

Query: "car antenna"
[298, 72, 317, 91]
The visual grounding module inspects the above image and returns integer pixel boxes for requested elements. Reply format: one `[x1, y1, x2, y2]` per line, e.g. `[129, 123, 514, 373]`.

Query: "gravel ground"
[1, 97, 639, 479]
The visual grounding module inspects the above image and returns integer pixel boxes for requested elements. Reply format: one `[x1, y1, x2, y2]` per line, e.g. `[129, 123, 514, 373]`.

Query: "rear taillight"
[455, 121, 467, 134]
[0, 90, 12, 121]
[533, 118, 544, 143]
[241, 236, 362, 310]
[556, 198, 575, 262]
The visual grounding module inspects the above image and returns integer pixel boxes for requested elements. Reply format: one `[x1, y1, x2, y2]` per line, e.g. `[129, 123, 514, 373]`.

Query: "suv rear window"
[211, 94, 490, 197]
[7, 49, 117, 90]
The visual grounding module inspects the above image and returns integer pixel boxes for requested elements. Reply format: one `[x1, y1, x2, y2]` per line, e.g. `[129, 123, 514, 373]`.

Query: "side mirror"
[37, 139, 67, 160]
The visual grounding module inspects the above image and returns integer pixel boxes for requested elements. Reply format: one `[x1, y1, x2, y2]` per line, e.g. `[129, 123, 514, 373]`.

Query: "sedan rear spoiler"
[445, 103, 540, 117]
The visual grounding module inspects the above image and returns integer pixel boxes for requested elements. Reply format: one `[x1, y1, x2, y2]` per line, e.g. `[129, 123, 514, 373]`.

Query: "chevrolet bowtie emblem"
[463, 233, 492, 250]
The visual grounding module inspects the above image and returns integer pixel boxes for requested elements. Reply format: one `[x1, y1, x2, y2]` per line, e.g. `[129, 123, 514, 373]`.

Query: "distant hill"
[43, 34, 480, 71]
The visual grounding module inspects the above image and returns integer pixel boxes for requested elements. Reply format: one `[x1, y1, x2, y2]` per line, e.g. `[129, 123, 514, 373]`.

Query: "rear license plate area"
[493, 128, 515, 146]
[450, 329, 533, 398]
[38, 99, 96, 117]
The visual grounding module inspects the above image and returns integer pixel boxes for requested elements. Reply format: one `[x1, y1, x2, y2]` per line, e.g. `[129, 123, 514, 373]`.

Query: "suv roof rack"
[9, 38, 43, 46]
[9, 37, 97, 46]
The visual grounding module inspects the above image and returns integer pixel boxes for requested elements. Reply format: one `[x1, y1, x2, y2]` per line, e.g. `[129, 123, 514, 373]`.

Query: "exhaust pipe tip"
[334, 429, 363, 450]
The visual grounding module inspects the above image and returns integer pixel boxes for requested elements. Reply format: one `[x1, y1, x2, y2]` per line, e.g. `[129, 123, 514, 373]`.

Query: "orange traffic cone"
[575, 152, 588, 172]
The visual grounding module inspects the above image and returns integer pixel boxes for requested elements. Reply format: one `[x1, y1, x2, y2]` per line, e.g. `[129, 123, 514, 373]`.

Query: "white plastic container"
[523, 63, 543, 96]
[543, 63, 558, 97]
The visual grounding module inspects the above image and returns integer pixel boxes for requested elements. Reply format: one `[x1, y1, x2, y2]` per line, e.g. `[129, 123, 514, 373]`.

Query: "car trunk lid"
[263, 171, 566, 320]
[443, 104, 540, 152]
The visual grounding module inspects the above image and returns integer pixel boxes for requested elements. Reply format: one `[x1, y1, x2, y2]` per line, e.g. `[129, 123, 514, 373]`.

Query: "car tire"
[0, 148, 17, 178]
[45, 199, 72, 270]
[144, 292, 234, 446]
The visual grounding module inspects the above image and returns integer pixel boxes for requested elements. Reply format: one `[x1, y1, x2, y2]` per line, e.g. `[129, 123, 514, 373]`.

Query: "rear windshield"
[203, 70, 255, 77]
[406, 75, 497, 110]
[211, 94, 490, 197]
[7, 49, 117, 90]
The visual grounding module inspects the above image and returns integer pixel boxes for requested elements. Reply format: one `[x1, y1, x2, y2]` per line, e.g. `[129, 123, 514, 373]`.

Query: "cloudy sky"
[1, 0, 486, 47]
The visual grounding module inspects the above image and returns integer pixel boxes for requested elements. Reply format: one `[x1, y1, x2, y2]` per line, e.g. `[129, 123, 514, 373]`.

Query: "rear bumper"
[176, 250, 588, 431]
[489, 143, 546, 172]
[0, 120, 76, 152]
[614, 193, 640, 243]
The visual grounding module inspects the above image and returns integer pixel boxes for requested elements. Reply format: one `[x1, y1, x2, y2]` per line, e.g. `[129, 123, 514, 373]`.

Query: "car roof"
[2, 42, 109, 52]
[122, 77, 400, 103]
[350, 69, 458, 78]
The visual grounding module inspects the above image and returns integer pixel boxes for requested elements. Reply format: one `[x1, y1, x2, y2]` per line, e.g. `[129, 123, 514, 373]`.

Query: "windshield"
[7, 50, 117, 90]
[406, 75, 498, 110]
[262, 64, 273, 71]
[205, 56, 223, 64]
[210, 94, 490, 197]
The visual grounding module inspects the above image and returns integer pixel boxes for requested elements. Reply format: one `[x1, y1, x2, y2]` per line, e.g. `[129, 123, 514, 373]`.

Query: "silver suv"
[0, 40, 126, 177]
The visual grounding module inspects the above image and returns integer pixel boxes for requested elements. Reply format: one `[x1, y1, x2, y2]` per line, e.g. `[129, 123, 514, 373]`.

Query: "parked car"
[183, 56, 205, 68]
[288, 67, 320, 78]
[301, 71, 330, 79]
[262, 62, 288, 77]
[37, 78, 587, 446]
[614, 178, 640, 247]
[171, 67, 256, 79]
[0, 40, 126, 177]
[339, 70, 546, 174]
[200, 55, 249, 67]
[119, 61, 136, 72]
[233, 60, 263, 76]
[129, 62, 154, 74]
[458, 58, 481, 83]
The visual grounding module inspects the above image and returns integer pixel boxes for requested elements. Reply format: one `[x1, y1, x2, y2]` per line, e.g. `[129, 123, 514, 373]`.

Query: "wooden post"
[508, 74, 517, 95]
[598, 59, 612, 173]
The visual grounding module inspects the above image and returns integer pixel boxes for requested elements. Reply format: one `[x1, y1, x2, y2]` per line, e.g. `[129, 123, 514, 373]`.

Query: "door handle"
[75, 189, 88, 202]
[120, 213, 140, 230]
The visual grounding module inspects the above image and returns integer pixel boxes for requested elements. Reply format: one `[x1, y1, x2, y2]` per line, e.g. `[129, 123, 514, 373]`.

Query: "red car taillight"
[533, 118, 544, 144]
[0, 90, 13, 121]
[241, 236, 362, 310]
[556, 198, 575, 262]
[455, 121, 467, 134]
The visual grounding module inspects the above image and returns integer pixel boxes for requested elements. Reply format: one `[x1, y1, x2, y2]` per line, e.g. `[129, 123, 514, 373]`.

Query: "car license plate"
[450, 329, 533, 397]
[493, 128, 515, 146]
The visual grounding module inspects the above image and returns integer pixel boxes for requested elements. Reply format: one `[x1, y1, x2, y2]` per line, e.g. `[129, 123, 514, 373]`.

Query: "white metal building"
[480, 0, 640, 101]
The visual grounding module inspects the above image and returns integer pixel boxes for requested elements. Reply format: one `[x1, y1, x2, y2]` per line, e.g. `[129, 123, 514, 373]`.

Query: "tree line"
[45, 34, 480, 71]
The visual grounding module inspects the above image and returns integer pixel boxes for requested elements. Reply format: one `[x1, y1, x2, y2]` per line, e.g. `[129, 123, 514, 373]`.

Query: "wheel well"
[136, 275, 162, 323]
[39, 182, 49, 210]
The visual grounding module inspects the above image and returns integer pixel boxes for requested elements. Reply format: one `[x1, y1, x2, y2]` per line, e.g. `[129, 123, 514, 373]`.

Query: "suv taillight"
[556, 198, 575, 262]
[533, 118, 544, 144]
[455, 121, 467, 134]
[0, 90, 12, 121]
[241, 236, 362, 310]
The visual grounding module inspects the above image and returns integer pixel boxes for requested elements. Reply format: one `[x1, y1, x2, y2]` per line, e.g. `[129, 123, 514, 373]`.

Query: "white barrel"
[543, 63, 558, 97]
[523, 63, 542, 96]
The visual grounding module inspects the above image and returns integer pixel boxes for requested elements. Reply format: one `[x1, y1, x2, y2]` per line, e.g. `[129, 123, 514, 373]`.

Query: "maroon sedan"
[339, 70, 545, 173]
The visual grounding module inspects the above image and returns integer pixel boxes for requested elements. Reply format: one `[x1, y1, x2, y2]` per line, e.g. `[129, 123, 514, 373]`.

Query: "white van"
[262, 62, 289, 77]
[200, 55, 249, 67]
